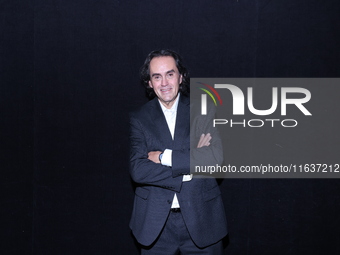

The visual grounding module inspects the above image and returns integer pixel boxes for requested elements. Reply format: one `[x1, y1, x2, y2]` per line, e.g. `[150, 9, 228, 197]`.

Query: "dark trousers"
[141, 210, 224, 255]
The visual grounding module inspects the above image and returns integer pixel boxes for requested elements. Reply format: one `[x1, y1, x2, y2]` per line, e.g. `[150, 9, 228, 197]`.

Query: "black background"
[2, 0, 340, 254]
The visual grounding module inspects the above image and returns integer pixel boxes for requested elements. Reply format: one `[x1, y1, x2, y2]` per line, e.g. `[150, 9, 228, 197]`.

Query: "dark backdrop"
[2, 0, 340, 254]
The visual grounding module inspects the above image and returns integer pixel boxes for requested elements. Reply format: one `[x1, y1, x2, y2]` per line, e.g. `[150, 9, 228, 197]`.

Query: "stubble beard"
[159, 91, 179, 108]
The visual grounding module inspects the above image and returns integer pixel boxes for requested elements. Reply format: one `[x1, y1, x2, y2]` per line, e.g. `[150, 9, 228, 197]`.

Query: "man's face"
[148, 56, 182, 109]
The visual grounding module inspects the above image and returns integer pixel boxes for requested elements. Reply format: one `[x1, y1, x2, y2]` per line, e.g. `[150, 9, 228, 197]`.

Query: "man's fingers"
[197, 133, 212, 148]
[201, 133, 211, 145]
[197, 134, 204, 148]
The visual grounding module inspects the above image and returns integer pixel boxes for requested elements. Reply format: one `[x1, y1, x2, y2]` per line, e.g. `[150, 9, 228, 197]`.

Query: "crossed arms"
[147, 133, 212, 163]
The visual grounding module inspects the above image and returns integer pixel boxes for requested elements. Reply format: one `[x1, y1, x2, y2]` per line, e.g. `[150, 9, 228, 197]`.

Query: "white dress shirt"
[158, 94, 192, 208]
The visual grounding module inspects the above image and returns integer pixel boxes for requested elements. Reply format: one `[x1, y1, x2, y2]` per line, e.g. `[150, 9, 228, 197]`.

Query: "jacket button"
[167, 200, 172, 204]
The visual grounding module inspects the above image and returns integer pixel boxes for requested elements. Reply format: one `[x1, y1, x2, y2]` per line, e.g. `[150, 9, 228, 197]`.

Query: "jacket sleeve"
[129, 113, 182, 192]
[171, 148, 190, 178]
[190, 104, 224, 169]
[169, 103, 223, 178]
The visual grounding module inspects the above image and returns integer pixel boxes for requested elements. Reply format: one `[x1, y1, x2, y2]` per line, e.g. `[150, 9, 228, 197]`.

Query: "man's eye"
[153, 76, 160, 80]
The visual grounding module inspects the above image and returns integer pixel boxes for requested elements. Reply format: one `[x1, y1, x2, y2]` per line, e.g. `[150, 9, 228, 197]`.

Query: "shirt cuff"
[183, 174, 193, 182]
[161, 149, 172, 167]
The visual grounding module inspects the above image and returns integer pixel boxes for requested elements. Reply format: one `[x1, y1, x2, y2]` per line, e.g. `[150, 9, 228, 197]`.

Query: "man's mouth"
[161, 88, 172, 93]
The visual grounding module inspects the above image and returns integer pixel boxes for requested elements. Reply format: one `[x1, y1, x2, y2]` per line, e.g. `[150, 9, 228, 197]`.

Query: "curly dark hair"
[140, 49, 190, 99]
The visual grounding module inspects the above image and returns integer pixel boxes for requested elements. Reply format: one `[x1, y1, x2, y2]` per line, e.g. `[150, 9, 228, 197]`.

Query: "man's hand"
[197, 133, 212, 148]
[148, 151, 162, 163]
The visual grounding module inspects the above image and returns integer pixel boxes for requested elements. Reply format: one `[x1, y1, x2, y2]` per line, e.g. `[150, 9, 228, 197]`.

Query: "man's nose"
[161, 76, 169, 86]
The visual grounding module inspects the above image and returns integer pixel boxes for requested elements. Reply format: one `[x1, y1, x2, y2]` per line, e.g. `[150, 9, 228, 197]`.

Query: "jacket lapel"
[149, 98, 174, 147]
[173, 95, 190, 148]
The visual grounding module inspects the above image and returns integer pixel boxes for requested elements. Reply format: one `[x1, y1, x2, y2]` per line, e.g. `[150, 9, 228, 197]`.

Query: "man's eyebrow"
[151, 69, 175, 77]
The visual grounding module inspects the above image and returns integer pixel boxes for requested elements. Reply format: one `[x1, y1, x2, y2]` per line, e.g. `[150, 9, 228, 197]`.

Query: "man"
[129, 49, 227, 254]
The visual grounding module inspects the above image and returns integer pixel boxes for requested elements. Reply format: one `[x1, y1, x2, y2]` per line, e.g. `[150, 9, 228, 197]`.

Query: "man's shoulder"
[130, 94, 190, 118]
[130, 97, 158, 119]
[179, 94, 190, 105]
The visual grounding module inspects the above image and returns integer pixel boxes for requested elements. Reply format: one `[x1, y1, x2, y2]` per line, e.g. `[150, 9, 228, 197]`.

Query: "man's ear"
[148, 80, 153, 88]
[179, 75, 183, 84]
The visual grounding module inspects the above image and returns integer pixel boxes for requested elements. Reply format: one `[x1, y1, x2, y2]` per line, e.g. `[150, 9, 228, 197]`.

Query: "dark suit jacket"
[129, 94, 227, 248]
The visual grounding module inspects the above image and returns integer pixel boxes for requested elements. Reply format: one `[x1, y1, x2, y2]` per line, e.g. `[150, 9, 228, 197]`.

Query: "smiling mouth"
[160, 88, 172, 93]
